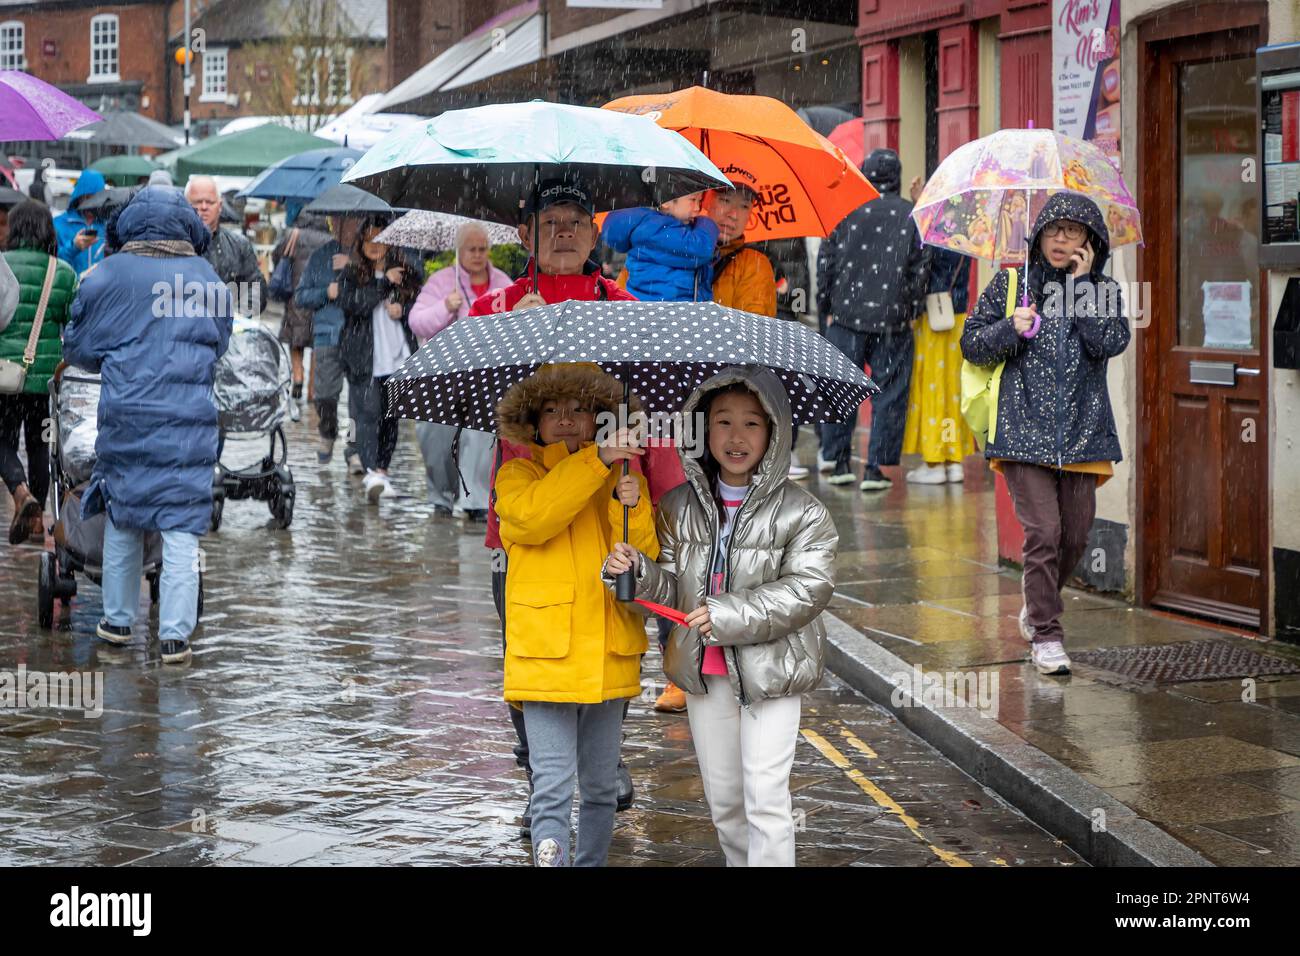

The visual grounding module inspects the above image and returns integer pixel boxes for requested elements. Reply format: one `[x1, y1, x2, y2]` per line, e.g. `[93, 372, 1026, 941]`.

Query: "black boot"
[520, 766, 534, 839]
[616, 761, 633, 813]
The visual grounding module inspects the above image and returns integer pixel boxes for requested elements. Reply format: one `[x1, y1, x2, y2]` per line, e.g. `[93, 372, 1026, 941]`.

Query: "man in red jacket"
[470, 176, 685, 835]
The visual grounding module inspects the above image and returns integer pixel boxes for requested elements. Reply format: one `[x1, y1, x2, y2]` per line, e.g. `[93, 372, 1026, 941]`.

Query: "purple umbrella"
[0, 71, 102, 141]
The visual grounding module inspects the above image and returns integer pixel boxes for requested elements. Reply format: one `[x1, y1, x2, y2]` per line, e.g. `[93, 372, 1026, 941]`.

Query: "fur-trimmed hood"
[496, 363, 643, 447]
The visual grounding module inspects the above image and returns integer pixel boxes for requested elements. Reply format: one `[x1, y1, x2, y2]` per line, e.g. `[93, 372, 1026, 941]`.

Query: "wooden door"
[1140, 10, 1269, 629]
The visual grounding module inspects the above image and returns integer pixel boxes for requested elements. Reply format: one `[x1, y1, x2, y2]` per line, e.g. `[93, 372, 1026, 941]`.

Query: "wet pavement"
[820, 415, 1300, 867]
[0, 376, 1079, 867]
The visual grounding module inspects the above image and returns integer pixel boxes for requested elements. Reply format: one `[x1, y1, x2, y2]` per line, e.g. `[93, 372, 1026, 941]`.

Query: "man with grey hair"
[185, 175, 267, 315]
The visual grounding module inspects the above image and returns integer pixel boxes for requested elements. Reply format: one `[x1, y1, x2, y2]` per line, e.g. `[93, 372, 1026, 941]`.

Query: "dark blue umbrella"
[238, 146, 363, 202]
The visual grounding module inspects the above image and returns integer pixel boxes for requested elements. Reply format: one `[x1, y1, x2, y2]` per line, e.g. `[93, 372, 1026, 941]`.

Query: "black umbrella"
[78, 186, 138, 217]
[795, 106, 856, 137]
[303, 183, 394, 217]
[63, 110, 183, 149]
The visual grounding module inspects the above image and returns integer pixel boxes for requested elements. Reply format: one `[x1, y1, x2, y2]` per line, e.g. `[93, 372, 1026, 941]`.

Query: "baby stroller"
[211, 318, 295, 530]
[37, 368, 203, 628]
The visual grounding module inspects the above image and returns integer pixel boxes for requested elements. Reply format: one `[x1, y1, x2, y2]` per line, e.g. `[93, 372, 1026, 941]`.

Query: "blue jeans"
[820, 323, 914, 471]
[102, 517, 200, 642]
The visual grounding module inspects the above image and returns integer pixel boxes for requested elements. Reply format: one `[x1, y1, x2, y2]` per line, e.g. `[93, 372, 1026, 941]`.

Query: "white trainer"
[946, 463, 965, 483]
[535, 837, 564, 867]
[1031, 640, 1072, 675]
[816, 454, 836, 474]
[906, 464, 948, 484]
[1018, 605, 1036, 642]
[363, 470, 383, 503]
[346, 452, 365, 476]
[788, 463, 810, 480]
[289, 400, 301, 423]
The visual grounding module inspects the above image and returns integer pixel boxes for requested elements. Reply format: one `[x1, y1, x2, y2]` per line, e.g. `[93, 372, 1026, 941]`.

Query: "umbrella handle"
[530, 163, 540, 296]
[616, 378, 636, 602]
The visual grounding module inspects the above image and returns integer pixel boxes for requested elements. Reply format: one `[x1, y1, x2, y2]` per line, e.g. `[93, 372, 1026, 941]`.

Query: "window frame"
[0, 20, 25, 72]
[88, 13, 120, 83]
[200, 46, 229, 102]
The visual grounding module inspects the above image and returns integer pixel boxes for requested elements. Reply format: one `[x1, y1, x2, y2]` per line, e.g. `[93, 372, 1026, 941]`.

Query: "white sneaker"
[289, 400, 301, 423]
[788, 463, 810, 480]
[946, 463, 965, 483]
[1031, 640, 1071, 675]
[817, 454, 836, 474]
[535, 837, 564, 867]
[1018, 605, 1035, 643]
[346, 452, 365, 476]
[906, 464, 947, 484]
[377, 476, 397, 499]
[363, 470, 383, 503]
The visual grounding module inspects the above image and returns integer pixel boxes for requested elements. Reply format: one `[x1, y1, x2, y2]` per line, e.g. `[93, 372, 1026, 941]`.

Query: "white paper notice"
[1267, 165, 1286, 205]
[1201, 281, 1254, 350]
[1267, 132, 1284, 163]
[1286, 164, 1300, 203]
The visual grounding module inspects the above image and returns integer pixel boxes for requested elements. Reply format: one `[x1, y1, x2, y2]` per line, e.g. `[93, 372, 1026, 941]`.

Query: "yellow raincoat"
[496, 440, 660, 703]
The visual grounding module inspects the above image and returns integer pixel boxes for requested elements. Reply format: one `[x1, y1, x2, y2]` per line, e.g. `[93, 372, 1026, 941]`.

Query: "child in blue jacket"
[604, 192, 719, 302]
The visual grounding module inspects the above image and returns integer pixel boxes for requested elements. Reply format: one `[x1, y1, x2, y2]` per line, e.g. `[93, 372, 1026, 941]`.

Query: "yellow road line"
[801, 727, 972, 868]
[839, 725, 878, 759]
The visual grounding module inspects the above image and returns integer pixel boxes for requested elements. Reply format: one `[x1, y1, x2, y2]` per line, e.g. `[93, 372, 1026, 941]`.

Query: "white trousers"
[686, 673, 802, 867]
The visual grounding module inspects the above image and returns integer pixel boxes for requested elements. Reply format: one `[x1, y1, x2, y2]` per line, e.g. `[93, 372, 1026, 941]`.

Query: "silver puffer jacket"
[630, 366, 838, 704]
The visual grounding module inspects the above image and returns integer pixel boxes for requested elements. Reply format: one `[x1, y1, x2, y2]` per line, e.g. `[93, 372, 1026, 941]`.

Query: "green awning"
[160, 124, 334, 181]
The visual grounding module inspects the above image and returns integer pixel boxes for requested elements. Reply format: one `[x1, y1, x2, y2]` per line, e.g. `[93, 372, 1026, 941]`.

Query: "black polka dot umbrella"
[386, 300, 878, 430]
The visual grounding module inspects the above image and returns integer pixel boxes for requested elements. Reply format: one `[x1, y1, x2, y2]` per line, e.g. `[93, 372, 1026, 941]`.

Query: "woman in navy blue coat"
[63, 186, 233, 664]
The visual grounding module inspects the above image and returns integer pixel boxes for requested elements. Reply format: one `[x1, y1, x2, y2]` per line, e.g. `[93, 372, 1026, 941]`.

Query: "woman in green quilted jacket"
[2, 201, 77, 545]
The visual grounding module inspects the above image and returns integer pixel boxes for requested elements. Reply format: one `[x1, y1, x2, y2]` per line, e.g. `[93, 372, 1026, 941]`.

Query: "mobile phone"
[82, 229, 98, 239]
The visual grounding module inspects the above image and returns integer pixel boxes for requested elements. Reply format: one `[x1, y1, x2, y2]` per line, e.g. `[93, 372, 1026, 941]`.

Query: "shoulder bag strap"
[23, 257, 57, 368]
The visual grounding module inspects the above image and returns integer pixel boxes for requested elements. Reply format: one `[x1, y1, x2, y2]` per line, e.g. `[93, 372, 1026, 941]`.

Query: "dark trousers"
[493, 566, 530, 770]
[352, 375, 398, 471]
[0, 393, 48, 507]
[820, 323, 914, 470]
[1001, 462, 1097, 645]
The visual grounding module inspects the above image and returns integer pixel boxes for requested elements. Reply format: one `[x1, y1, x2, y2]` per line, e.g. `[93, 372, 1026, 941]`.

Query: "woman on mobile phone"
[959, 193, 1129, 678]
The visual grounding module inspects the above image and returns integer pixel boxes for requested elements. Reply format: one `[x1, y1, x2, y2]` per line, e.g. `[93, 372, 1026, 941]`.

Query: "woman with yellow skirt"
[903, 248, 974, 484]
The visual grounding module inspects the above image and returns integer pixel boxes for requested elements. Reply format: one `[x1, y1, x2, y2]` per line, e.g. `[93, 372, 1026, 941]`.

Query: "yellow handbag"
[959, 267, 1017, 449]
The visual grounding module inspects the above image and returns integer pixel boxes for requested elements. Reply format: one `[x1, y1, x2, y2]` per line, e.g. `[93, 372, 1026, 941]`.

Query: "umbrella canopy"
[385, 300, 877, 432]
[238, 146, 364, 202]
[64, 110, 183, 149]
[77, 186, 138, 217]
[795, 106, 856, 138]
[0, 185, 25, 209]
[375, 210, 521, 251]
[827, 118, 865, 169]
[89, 154, 161, 182]
[163, 125, 334, 181]
[911, 127, 1142, 263]
[0, 71, 103, 141]
[341, 100, 729, 223]
[303, 183, 394, 217]
[603, 86, 877, 240]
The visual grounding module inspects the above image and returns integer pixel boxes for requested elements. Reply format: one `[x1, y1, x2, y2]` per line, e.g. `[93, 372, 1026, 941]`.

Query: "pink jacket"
[408, 261, 511, 343]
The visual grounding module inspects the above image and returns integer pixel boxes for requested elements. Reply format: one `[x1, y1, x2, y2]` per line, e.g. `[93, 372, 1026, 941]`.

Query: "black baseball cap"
[520, 177, 595, 222]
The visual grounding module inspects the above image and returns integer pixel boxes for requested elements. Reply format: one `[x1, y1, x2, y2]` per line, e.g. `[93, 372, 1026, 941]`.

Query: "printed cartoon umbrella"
[0, 71, 103, 141]
[386, 299, 877, 433]
[603, 86, 878, 241]
[88, 154, 161, 182]
[238, 146, 364, 202]
[375, 209, 521, 251]
[911, 126, 1142, 264]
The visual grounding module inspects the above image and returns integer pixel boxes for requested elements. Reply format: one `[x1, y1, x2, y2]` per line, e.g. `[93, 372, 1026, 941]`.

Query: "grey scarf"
[120, 239, 197, 258]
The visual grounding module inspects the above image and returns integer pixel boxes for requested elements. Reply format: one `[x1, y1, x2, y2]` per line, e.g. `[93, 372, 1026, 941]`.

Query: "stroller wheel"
[148, 572, 160, 606]
[210, 495, 224, 532]
[271, 489, 294, 529]
[37, 552, 56, 629]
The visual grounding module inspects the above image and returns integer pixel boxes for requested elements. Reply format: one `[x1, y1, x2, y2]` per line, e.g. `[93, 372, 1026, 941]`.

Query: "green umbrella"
[89, 154, 160, 182]
[164, 124, 334, 181]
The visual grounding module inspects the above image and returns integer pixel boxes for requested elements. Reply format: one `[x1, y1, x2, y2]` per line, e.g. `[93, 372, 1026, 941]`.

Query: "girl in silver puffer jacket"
[604, 365, 837, 866]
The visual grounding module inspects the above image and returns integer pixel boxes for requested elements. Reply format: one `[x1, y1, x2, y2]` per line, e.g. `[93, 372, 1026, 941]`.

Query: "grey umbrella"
[303, 183, 394, 217]
[385, 299, 878, 433]
[0, 185, 24, 209]
[63, 110, 183, 149]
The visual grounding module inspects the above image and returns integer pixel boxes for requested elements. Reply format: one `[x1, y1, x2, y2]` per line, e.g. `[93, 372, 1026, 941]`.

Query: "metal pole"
[183, 0, 192, 145]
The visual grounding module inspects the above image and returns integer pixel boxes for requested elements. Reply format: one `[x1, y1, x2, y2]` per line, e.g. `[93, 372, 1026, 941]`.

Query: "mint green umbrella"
[341, 100, 729, 225]
[164, 124, 335, 181]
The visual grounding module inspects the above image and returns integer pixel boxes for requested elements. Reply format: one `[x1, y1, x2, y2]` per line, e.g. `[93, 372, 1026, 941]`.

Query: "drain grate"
[1071, 640, 1300, 684]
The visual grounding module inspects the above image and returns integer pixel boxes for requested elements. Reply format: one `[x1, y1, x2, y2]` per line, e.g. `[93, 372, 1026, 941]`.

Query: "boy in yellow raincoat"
[494, 363, 658, 866]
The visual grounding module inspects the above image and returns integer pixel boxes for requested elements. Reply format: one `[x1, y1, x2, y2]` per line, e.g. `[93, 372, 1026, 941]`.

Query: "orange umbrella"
[602, 86, 877, 241]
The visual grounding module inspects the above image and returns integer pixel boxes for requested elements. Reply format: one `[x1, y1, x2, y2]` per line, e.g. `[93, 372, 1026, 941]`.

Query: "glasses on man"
[1042, 221, 1086, 240]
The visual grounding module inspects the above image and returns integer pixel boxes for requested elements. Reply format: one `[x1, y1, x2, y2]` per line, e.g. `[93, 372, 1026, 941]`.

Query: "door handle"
[1236, 367, 1261, 377]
